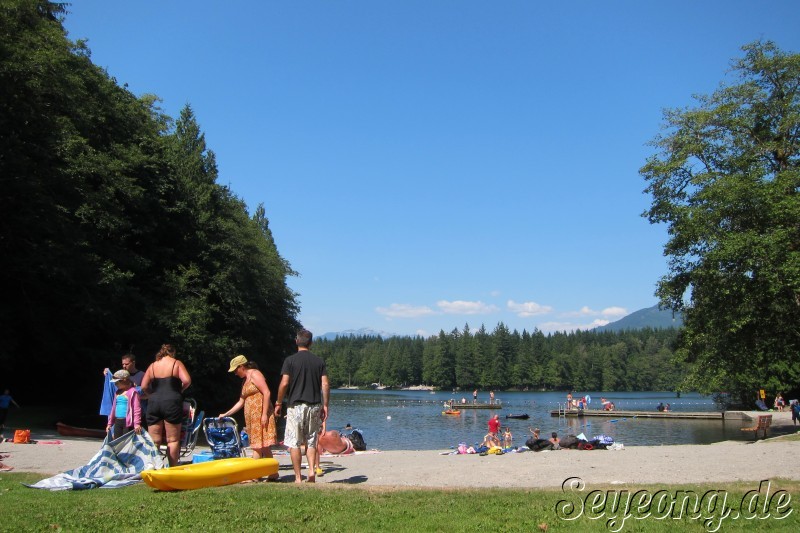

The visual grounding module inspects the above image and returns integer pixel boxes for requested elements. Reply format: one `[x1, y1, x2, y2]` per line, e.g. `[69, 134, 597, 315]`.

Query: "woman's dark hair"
[243, 360, 259, 370]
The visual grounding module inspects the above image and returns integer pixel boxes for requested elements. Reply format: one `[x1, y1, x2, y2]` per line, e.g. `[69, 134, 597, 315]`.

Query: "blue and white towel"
[26, 431, 165, 490]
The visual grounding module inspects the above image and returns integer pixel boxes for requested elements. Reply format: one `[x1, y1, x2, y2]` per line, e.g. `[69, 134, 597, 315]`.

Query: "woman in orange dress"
[220, 355, 278, 465]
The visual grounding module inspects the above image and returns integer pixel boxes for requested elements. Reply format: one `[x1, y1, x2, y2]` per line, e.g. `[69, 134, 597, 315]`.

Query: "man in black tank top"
[275, 329, 330, 483]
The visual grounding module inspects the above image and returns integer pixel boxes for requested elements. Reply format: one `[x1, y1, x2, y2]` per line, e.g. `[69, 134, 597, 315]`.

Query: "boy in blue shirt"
[0, 389, 20, 432]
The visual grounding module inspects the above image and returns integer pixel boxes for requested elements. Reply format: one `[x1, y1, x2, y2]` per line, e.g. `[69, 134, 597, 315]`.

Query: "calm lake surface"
[325, 390, 753, 451]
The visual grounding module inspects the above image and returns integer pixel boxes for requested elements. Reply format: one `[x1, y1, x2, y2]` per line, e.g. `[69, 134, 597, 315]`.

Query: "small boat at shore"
[505, 413, 530, 420]
[442, 410, 461, 416]
[141, 457, 279, 491]
[56, 422, 106, 439]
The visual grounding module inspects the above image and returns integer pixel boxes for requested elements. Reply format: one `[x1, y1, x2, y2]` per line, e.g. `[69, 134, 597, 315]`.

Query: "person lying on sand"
[318, 428, 355, 455]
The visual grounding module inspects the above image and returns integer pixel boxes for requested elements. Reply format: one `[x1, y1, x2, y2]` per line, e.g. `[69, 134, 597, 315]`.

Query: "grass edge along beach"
[1, 473, 798, 532]
[3, 437, 800, 533]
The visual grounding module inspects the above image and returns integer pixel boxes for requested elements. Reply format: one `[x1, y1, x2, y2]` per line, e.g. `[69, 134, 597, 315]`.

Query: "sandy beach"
[2, 411, 798, 489]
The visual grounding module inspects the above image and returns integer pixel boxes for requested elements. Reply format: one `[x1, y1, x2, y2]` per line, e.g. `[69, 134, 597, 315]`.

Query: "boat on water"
[56, 422, 106, 439]
[401, 385, 436, 391]
[141, 457, 279, 491]
[442, 410, 461, 416]
[505, 413, 530, 420]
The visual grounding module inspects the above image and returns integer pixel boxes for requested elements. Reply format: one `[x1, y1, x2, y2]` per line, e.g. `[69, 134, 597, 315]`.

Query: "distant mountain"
[594, 305, 683, 332]
[318, 327, 397, 341]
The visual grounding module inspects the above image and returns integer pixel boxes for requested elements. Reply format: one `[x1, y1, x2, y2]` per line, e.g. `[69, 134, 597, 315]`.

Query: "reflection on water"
[324, 390, 753, 451]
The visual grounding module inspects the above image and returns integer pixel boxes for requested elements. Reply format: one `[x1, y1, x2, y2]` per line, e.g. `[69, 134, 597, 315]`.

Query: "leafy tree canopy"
[641, 41, 800, 404]
[0, 0, 299, 411]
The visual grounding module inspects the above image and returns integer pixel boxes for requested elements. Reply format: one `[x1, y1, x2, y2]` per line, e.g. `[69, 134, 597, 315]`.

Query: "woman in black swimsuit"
[141, 344, 191, 466]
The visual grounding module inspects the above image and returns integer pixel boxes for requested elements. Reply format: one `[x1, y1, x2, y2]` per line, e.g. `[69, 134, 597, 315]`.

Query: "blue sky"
[63, 1, 800, 337]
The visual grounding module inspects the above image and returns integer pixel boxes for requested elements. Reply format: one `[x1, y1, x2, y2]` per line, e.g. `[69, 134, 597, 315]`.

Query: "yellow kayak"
[141, 457, 279, 491]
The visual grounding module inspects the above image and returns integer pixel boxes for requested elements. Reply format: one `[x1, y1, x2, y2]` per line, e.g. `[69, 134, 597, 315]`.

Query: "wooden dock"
[448, 402, 503, 410]
[549, 409, 723, 420]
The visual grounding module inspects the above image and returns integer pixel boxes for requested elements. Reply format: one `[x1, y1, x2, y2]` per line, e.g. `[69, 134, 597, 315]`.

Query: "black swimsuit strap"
[150, 358, 178, 380]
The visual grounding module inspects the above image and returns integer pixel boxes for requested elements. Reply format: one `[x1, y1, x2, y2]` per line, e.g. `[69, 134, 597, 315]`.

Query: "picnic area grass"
[1, 473, 798, 532]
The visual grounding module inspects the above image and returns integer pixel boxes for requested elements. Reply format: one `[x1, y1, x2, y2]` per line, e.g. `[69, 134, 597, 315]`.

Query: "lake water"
[325, 390, 753, 451]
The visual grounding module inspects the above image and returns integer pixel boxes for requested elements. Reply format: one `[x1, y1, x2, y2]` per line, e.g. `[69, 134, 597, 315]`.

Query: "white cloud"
[538, 321, 574, 333]
[563, 306, 628, 318]
[436, 300, 499, 315]
[507, 300, 553, 317]
[538, 319, 610, 333]
[375, 303, 435, 318]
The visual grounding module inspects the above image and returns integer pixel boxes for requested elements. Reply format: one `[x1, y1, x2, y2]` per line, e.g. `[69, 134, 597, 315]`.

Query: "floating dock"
[447, 402, 503, 410]
[550, 409, 724, 420]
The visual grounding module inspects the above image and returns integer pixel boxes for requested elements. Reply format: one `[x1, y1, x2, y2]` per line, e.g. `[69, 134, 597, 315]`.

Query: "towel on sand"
[26, 431, 164, 490]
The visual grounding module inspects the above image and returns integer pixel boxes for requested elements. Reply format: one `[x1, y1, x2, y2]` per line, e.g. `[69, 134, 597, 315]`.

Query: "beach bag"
[345, 430, 366, 451]
[13, 429, 30, 444]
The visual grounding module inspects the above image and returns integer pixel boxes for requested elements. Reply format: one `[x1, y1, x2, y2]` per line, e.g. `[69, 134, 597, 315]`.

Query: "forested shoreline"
[314, 325, 684, 392]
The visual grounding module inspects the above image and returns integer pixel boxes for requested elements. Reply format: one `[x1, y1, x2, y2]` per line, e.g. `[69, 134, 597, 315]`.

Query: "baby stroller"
[203, 417, 246, 459]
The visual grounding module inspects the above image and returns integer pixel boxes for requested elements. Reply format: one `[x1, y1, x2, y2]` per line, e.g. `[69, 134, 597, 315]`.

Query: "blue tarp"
[26, 431, 164, 490]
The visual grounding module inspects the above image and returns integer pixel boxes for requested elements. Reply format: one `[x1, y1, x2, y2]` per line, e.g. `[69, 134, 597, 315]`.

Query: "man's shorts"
[284, 403, 323, 449]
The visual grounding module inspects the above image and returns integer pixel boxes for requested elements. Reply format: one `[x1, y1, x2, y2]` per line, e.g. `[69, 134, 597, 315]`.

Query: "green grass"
[1, 474, 798, 532]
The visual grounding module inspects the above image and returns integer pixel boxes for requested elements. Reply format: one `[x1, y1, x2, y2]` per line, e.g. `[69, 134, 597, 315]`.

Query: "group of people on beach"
[527, 427, 561, 450]
[103, 345, 192, 467]
[99, 328, 356, 482]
